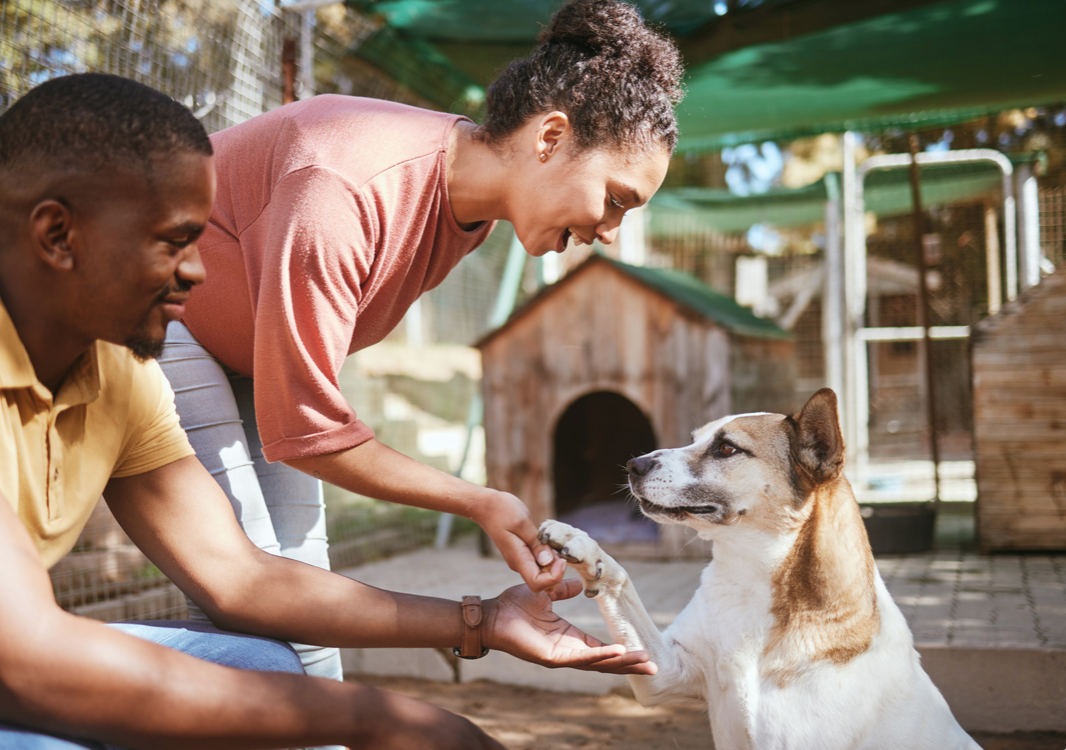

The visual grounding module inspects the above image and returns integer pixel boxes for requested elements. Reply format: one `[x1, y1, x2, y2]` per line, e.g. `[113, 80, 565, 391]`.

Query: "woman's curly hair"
[478, 0, 685, 154]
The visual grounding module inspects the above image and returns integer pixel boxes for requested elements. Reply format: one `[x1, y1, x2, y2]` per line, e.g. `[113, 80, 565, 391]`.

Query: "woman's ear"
[29, 199, 76, 271]
[535, 111, 571, 160]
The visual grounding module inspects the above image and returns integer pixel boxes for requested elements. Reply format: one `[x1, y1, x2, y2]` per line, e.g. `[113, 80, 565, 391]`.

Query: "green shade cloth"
[346, 0, 1066, 151]
[650, 160, 1007, 234]
[678, 0, 1066, 149]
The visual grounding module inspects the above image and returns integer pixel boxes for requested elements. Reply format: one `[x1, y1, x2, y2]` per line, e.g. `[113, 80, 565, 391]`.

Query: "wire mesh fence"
[1, 0, 306, 131]
[1042, 185, 1066, 268]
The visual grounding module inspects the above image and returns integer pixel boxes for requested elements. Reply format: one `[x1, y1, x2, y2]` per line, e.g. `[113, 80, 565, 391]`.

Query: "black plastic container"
[859, 501, 937, 555]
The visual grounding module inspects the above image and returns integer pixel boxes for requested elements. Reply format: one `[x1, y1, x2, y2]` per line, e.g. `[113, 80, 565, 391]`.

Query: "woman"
[161, 0, 684, 684]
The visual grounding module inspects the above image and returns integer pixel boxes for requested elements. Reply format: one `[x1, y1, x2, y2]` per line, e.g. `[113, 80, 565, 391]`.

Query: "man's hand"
[472, 491, 567, 593]
[482, 579, 657, 675]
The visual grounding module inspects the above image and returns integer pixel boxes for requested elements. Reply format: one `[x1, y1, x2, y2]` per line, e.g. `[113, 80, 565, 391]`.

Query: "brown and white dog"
[539, 389, 980, 750]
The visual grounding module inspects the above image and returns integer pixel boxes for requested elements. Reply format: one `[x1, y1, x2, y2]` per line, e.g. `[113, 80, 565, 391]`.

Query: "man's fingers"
[547, 577, 586, 602]
[581, 657, 659, 676]
[551, 646, 658, 676]
[573, 649, 657, 675]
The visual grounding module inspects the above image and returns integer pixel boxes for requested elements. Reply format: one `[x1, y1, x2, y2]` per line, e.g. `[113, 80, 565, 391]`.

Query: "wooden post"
[907, 135, 941, 508]
[282, 38, 298, 105]
[984, 203, 1002, 316]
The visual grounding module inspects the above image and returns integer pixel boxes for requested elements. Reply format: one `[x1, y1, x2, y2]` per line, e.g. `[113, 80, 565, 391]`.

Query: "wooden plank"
[977, 310, 1066, 334]
[974, 390, 1066, 406]
[977, 465, 1066, 478]
[971, 337, 1066, 355]
[972, 369, 1066, 388]
[974, 401, 1066, 420]
[974, 425, 1066, 440]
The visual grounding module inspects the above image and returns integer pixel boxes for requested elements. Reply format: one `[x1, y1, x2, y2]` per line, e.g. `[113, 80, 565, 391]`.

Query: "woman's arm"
[285, 438, 568, 592]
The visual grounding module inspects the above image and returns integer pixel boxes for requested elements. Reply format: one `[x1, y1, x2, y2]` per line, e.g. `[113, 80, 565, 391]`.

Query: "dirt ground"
[356, 675, 1066, 750]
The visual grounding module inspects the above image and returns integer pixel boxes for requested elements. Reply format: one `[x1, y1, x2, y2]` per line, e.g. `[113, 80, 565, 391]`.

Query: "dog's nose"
[627, 455, 658, 477]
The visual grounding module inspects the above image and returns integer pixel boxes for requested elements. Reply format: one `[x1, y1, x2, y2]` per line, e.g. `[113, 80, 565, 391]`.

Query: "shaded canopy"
[343, 0, 1066, 151]
[649, 159, 1011, 234]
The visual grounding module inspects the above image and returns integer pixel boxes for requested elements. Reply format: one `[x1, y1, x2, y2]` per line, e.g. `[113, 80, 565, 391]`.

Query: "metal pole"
[984, 203, 1002, 316]
[823, 171, 845, 401]
[906, 135, 942, 508]
[841, 132, 861, 475]
[435, 227, 529, 549]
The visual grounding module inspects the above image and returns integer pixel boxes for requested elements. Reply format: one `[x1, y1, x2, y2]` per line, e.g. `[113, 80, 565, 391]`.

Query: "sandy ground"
[355, 675, 1066, 750]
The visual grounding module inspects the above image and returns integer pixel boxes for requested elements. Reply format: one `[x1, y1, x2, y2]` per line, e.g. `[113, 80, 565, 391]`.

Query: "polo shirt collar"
[0, 294, 102, 405]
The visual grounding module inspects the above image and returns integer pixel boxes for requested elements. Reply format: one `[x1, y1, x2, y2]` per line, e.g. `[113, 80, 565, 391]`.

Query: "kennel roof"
[476, 253, 791, 350]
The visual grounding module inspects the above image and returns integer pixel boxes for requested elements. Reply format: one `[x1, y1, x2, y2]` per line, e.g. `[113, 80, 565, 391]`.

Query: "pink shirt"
[182, 96, 494, 462]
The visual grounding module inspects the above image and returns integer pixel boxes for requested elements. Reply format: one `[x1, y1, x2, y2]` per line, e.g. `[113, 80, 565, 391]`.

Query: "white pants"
[158, 322, 343, 683]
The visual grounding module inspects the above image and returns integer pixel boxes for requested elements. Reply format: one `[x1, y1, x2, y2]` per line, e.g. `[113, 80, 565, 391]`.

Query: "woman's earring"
[539, 152, 548, 162]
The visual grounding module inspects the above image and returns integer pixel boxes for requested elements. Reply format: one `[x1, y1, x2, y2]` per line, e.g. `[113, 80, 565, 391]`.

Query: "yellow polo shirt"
[0, 298, 194, 568]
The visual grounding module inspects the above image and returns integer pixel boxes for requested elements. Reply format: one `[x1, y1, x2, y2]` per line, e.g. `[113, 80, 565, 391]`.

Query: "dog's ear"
[787, 388, 845, 485]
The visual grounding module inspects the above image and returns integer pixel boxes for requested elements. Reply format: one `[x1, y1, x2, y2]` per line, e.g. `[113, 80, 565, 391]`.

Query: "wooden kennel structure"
[973, 263, 1066, 552]
[477, 254, 795, 557]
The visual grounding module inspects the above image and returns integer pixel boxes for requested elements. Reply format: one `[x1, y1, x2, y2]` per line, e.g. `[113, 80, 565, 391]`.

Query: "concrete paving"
[336, 509, 1066, 734]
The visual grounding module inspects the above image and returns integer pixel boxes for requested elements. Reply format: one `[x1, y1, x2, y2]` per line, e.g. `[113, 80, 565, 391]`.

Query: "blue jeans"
[0, 621, 303, 749]
[157, 322, 342, 683]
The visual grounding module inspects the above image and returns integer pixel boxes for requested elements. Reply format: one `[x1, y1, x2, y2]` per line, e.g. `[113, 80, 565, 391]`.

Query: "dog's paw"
[538, 520, 622, 598]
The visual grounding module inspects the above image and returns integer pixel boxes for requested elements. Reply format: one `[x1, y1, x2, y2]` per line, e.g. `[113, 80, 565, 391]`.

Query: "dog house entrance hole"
[553, 391, 658, 545]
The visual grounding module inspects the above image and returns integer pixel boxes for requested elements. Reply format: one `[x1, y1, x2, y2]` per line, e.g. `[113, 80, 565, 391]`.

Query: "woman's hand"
[482, 579, 657, 675]
[472, 491, 567, 593]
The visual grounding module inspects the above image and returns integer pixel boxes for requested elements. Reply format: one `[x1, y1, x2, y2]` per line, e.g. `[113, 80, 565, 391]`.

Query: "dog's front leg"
[538, 520, 703, 707]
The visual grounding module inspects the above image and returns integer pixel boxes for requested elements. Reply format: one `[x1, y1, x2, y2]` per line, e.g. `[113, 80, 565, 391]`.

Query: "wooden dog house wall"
[477, 255, 795, 558]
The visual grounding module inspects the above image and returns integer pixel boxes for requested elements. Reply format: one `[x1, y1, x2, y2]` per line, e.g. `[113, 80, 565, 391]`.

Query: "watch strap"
[453, 595, 488, 659]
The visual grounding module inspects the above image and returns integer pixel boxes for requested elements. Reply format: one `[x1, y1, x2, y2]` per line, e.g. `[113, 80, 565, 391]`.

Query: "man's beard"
[124, 320, 167, 362]
[124, 284, 187, 361]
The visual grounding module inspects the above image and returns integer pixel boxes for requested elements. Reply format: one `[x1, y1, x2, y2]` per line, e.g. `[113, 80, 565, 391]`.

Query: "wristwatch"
[453, 595, 489, 659]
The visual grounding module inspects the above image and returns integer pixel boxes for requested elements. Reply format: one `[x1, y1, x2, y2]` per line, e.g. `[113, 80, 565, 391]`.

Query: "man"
[0, 74, 653, 750]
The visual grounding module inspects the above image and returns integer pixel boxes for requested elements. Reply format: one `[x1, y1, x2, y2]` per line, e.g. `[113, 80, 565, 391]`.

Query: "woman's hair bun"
[539, 0, 634, 55]
[479, 0, 685, 153]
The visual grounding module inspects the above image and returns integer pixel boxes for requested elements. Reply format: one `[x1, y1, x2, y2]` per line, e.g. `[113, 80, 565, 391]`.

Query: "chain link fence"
[3, 0, 513, 622]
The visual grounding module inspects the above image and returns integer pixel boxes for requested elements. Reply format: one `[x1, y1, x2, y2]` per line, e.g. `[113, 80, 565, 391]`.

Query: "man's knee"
[110, 621, 305, 675]
[255, 638, 305, 674]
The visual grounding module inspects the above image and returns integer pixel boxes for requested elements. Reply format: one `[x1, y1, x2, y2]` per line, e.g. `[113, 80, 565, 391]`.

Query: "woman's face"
[508, 114, 671, 257]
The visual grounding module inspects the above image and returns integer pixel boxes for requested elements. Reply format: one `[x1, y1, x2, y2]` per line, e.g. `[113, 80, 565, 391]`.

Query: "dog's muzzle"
[637, 497, 724, 521]
[628, 456, 728, 522]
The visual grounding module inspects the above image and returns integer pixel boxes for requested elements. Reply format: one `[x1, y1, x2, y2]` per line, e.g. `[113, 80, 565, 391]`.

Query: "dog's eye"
[717, 443, 737, 457]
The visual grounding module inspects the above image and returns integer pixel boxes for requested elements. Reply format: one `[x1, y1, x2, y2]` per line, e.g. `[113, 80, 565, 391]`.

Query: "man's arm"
[285, 438, 568, 592]
[0, 491, 501, 750]
[105, 455, 653, 672]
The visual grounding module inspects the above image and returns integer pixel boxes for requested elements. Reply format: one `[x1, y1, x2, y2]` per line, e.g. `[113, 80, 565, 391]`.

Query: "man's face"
[71, 152, 215, 359]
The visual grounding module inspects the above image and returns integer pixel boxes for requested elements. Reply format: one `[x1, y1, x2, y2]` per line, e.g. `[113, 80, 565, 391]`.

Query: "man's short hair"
[0, 73, 212, 178]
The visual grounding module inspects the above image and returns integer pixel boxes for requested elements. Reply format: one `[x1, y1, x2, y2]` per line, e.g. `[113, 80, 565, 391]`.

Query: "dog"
[539, 389, 980, 750]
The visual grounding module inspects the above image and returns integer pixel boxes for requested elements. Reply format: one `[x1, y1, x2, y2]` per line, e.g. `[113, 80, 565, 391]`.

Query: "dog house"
[477, 255, 795, 558]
